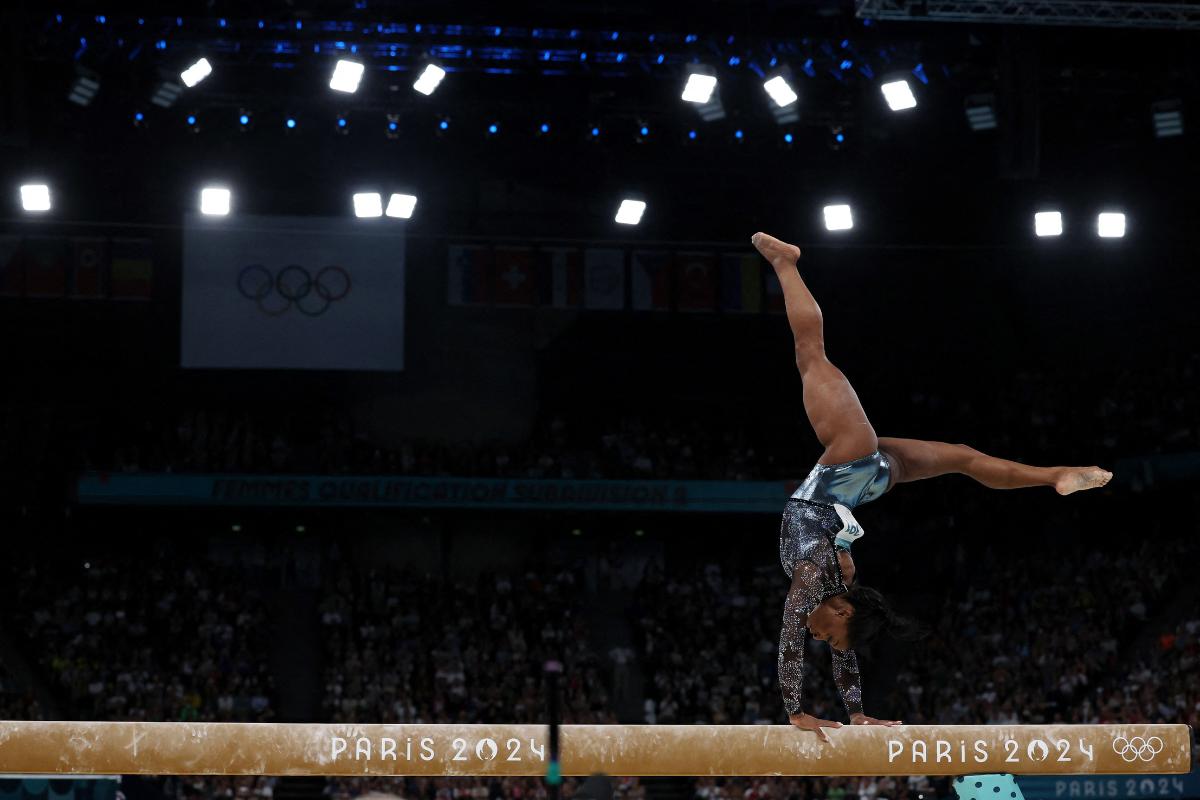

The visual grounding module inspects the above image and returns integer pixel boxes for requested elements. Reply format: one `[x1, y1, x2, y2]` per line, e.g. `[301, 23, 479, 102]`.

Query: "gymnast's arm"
[833, 646, 902, 726]
[778, 561, 843, 741]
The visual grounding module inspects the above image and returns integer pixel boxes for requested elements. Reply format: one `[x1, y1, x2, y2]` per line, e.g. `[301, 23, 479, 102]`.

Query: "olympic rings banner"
[181, 214, 406, 371]
[75, 473, 793, 512]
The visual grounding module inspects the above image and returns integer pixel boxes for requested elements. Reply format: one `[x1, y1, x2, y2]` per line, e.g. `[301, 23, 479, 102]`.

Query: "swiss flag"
[492, 247, 537, 306]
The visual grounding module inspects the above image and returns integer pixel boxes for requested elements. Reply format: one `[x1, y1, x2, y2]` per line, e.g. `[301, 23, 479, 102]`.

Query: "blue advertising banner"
[76, 473, 795, 513]
[1018, 772, 1200, 800]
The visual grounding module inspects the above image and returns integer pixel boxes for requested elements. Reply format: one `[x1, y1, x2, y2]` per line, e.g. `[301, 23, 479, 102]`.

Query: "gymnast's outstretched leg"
[751, 231, 1112, 497]
[751, 232, 878, 466]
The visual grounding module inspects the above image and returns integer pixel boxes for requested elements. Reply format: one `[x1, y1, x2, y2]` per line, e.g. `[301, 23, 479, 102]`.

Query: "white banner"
[181, 214, 405, 371]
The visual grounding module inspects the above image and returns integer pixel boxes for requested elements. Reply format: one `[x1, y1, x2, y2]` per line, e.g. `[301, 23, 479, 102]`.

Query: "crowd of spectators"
[11, 551, 275, 723]
[41, 348, 1197, 483]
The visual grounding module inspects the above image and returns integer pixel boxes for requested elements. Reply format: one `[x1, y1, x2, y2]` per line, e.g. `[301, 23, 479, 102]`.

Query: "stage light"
[285, 117, 297, 129]
[386, 114, 400, 139]
[539, 123, 551, 134]
[488, 123, 499, 135]
[200, 187, 231, 216]
[640, 125, 649, 136]
[881, 79, 917, 111]
[329, 59, 364, 93]
[1097, 212, 1125, 239]
[965, 94, 997, 131]
[688, 130, 697, 140]
[336, 114, 349, 134]
[823, 204, 854, 232]
[150, 80, 183, 108]
[20, 184, 51, 212]
[615, 199, 646, 226]
[1034, 211, 1062, 238]
[353, 192, 383, 218]
[238, 111, 251, 129]
[682, 71, 717, 104]
[590, 126, 600, 138]
[186, 114, 197, 126]
[734, 129, 744, 141]
[200, 186, 231, 216]
[180, 57, 212, 88]
[412, 63, 446, 96]
[386, 193, 418, 219]
[438, 117, 450, 132]
[1152, 100, 1183, 138]
[763, 75, 798, 108]
[783, 132, 794, 144]
[133, 111, 146, 127]
[67, 68, 100, 106]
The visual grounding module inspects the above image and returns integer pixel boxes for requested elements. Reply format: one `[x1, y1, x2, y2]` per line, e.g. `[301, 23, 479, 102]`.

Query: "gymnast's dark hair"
[843, 584, 929, 648]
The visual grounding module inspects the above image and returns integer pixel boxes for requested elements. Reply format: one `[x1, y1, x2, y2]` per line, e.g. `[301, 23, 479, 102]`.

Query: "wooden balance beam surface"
[0, 722, 1190, 777]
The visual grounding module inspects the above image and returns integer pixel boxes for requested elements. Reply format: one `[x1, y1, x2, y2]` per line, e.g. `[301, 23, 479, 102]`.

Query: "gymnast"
[750, 232, 1113, 741]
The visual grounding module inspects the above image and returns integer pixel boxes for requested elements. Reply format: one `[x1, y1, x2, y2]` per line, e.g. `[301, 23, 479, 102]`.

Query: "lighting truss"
[856, 0, 1200, 30]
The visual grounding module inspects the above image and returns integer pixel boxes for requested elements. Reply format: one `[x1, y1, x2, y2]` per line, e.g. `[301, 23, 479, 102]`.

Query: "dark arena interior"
[0, 1, 1198, 799]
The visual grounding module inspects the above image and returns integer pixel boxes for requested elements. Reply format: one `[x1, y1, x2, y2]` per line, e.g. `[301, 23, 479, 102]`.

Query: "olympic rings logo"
[237, 264, 352, 317]
[1112, 735, 1164, 762]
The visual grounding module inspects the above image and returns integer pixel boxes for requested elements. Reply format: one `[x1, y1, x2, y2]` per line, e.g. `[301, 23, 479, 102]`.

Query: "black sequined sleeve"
[831, 647, 864, 717]
[778, 559, 823, 716]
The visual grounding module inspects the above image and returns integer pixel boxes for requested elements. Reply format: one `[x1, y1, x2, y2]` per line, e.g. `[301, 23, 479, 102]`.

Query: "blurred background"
[0, 2, 1197, 800]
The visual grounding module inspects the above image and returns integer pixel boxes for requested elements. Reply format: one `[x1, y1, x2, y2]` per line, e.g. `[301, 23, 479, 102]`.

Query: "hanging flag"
[584, 248, 625, 310]
[538, 247, 583, 309]
[446, 244, 492, 306]
[492, 247, 537, 307]
[675, 251, 717, 312]
[21, 236, 68, 297]
[110, 238, 154, 300]
[0, 235, 24, 296]
[70, 237, 109, 298]
[630, 251, 673, 311]
[719, 253, 763, 313]
[763, 262, 786, 313]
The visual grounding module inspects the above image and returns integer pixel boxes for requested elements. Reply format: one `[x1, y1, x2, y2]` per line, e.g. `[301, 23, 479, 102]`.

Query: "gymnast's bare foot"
[751, 232, 801, 268]
[1055, 467, 1113, 496]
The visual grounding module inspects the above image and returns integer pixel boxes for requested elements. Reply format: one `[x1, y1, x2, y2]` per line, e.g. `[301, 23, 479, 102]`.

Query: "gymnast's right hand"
[788, 712, 843, 742]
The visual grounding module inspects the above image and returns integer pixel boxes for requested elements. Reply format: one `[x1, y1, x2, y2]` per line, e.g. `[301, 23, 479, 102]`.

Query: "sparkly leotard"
[777, 450, 893, 718]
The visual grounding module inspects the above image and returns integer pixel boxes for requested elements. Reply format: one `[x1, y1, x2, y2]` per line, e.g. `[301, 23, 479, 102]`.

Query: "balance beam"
[0, 722, 1189, 777]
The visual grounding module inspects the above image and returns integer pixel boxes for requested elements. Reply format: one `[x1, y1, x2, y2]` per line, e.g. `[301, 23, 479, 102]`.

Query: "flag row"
[0, 235, 155, 300]
[446, 245, 786, 313]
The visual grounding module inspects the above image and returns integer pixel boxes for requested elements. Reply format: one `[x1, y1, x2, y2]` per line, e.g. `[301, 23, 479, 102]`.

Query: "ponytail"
[843, 584, 929, 648]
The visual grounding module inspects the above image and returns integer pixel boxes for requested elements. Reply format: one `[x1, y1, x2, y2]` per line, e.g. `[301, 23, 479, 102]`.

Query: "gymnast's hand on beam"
[849, 713, 902, 727]
[788, 712, 842, 742]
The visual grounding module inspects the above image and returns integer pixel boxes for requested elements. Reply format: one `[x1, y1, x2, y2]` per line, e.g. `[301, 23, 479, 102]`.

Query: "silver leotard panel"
[790, 450, 892, 509]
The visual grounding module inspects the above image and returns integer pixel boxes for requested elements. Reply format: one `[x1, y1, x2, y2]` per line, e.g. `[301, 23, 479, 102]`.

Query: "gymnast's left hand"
[849, 713, 902, 726]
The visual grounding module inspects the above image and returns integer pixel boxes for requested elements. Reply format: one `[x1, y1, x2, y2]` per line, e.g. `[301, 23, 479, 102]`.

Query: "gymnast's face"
[808, 597, 853, 652]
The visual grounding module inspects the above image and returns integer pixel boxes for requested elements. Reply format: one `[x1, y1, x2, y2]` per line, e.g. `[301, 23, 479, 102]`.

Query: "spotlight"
[763, 75, 798, 108]
[635, 122, 651, 143]
[682, 70, 717, 104]
[763, 71, 800, 125]
[132, 111, 146, 128]
[965, 94, 997, 131]
[180, 57, 212, 88]
[615, 198, 646, 226]
[733, 129, 745, 142]
[386, 114, 400, 139]
[386, 193, 418, 219]
[1034, 211, 1062, 238]
[538, 122, 551, 135]
[487, 123, 499, 135]
[412, 63, 446, 96]
[1097, 212, 1125, 239]
[828, 126, 848, 151]
[150, 79, 183, 108]
[1152, 100, 1183, 138]
[687, 129, 698, 141]
[881, 79, 917, 111]
[823, 204, 854, 232]
[589, 126, 600, 139]
[200, 186, 231, 216]
[237, 110, 252, 130]
[329, 59, 365, 93]
[20, 184, 51, 212]
[185, 113, 199, 132]
[437, 116, 450, 133]
[67, 68, 101, 106]
[353, 192, 383, 218]
[336, 114, 349, 134]
[285, 117, 297, 130]
[783, 132, 794, 145]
